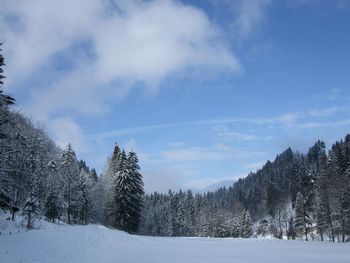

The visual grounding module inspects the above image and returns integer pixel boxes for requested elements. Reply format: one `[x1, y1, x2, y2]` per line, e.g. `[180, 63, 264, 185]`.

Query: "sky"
[1, 0, 350, 193]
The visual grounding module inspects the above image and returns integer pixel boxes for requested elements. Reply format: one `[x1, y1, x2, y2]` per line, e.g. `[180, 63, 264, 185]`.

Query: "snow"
[0, 221, 349, 263]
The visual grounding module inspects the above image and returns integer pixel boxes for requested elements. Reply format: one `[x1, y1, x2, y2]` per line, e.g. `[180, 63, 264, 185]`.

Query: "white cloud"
[232, 0, 271, 41]
[49, 117, 86, 153]
[0, 0, 241, 163]
[1, 0, 239, 116]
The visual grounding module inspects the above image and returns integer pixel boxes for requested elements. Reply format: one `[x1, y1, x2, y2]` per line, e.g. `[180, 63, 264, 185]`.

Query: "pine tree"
[126, 151, 144, 233]
[295, 192, 312, 240]
[240, 210, 253, 238]
[113, 151, 132, 231]
[60, 143, 80, 224]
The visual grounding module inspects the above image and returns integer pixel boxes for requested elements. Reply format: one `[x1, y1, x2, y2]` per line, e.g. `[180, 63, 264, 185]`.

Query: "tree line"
[140, 139, 350, 241]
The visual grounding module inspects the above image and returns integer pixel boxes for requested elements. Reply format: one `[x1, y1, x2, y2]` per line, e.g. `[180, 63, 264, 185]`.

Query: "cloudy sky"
[1, 0, 350, 192]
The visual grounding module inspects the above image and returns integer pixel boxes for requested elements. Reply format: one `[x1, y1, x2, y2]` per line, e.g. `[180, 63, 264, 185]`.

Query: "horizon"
[1, 0, 350, 193]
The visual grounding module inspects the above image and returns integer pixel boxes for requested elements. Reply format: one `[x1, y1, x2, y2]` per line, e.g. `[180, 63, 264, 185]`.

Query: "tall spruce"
[61, 144, 80, 224]
[126, 151, 144, 232]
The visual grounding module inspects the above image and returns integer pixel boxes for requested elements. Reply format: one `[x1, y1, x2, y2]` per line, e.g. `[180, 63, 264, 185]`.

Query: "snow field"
[0, 223, 349, 263]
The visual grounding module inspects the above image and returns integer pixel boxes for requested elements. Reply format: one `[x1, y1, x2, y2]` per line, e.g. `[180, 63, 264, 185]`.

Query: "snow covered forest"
[1, 43, 350, 243]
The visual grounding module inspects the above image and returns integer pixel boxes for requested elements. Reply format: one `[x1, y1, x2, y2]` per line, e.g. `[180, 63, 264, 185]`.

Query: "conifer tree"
[295, 192, 312, 240]
[126, 151, 144, 232]
[240, 210, 253, 238]
[113, 151, 132, 231]
[61, 144, 80, 224]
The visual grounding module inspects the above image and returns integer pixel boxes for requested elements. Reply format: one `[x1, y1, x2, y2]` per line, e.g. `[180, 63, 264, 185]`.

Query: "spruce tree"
[113, 151, 133, 231]
[240, 210, 253, 238]
[295, 192, 312, 240]
[126, 151, 144, 232]
[61, 143, 80, 224]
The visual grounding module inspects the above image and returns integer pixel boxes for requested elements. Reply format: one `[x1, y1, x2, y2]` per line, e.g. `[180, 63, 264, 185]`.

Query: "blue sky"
[1, 0, 350, 192]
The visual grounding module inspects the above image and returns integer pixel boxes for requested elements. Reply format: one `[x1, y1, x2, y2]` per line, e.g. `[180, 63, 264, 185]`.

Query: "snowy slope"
[0, 223, 349, 263]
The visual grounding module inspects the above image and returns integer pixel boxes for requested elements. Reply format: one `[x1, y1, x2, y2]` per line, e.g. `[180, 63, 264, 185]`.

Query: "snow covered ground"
[0, 221, 349, 263]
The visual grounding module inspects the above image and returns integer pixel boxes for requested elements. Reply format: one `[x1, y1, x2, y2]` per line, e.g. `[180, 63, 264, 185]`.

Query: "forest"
[1, 44, 350, 242]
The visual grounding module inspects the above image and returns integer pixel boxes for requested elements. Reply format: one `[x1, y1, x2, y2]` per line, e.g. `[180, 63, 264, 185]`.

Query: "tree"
[102, 144, 121, 226]
[240, 210, 253, 238]
[256, 219, 269, 237]
[22, 186, 40, 230]
[287, 216, 296, 240]
[126, 151, 144, 232]
[316, 178, 333, 241]
[295, 192, 312, 240]
[60, 144, 80, 224]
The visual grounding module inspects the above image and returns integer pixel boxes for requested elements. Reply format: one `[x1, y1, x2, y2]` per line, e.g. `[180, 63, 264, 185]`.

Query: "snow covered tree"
[60, 144, 81, 224]
[22, 186, 40, 230]
[126, 151, 144, 232]
[44, 161, 62, 223]
[78, 169, 90, 224]
[102, 144, 121, 226]
[113, 151, 133, 231]
[256, 219, 269, 237]
[295, 192, 312, 240]
[240, 210, 253, 238]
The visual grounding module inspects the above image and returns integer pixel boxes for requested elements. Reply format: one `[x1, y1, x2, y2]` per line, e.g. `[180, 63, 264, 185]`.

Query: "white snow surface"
[1, 222, 349, 263]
